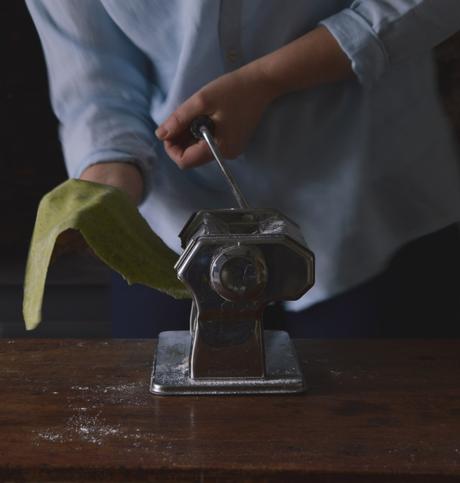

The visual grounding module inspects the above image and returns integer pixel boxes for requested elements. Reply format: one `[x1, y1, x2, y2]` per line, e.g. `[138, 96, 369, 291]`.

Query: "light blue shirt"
[27, 0, 460, 311]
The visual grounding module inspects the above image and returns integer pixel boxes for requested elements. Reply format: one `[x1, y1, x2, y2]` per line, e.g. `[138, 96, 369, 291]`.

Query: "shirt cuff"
[71, 148, 155, 181]
[320, 8, 390, 88]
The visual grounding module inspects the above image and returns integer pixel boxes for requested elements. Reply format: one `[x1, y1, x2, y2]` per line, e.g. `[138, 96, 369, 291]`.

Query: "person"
[27, 0, 460, 338]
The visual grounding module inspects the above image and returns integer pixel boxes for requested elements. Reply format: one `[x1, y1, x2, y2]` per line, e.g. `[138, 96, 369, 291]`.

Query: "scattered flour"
[34, 412, 121, 446]
[33, 381, 146, 446]
[67, 412, 121, 444]
[36, 431, 64, 443]
[329, 370, 343, 377]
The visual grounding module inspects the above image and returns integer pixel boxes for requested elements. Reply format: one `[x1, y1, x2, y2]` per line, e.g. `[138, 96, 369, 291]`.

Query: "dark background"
[1, 2, 111, 337]
[2, 1, 66, 252]
[1, 2, 459, 337]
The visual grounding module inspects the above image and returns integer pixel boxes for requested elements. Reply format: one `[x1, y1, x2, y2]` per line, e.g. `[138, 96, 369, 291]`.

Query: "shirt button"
[226, 49, 239, 63]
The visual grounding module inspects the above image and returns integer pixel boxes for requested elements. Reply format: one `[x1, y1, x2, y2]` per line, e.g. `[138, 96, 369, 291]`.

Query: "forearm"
[244, 26, 353, 100]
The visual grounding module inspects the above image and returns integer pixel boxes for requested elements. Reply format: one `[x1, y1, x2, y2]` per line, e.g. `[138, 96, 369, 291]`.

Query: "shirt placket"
[219, 0, 244, 71]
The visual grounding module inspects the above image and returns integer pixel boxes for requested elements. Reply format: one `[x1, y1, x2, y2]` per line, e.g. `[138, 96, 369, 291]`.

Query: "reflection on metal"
[150, 209, 315, 395]
[189, 115, 249, 209]
[151, 330, 305, 395]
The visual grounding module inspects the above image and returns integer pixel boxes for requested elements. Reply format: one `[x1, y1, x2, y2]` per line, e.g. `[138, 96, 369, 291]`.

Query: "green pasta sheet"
[23, 179, 191, 331]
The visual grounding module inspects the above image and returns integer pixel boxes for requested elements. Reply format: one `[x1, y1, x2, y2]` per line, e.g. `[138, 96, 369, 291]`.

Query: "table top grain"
[1, 339, 459, 482]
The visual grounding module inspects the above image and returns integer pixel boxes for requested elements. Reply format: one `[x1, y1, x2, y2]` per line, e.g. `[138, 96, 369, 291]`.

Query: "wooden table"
[1, 339, 459, 482]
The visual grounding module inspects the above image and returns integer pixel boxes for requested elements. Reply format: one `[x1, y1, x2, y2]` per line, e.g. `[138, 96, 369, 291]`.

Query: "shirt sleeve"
[320, 0, 460, 88]
[26, 0, 157, 179]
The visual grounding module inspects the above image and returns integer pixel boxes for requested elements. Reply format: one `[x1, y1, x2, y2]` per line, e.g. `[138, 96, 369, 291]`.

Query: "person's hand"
[156, 26, 352, 171]
[51, 162, 144, 263]
[155, 65, 278, 169]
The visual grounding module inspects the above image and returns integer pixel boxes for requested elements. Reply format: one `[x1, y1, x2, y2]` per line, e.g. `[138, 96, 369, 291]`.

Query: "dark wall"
[1, 3, 109, 338]
[1, 2, 66, 254]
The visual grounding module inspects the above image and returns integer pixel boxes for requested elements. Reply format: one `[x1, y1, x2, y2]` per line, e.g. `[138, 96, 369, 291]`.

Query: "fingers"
[164, 138, 213, 169]
[156, 94, 206, 141]
[155, 112, 183, 140]
[156, 93, 215, 168]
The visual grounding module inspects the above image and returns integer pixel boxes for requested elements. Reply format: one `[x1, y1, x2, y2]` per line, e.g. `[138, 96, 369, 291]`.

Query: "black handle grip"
[190, 115, 215, 140]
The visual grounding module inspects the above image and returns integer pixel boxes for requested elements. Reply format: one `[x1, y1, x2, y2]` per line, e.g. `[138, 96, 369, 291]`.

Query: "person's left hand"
[155, 66, 277, 169]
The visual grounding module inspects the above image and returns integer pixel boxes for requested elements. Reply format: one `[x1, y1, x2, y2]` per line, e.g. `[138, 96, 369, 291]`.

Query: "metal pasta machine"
[150, 117, 314, 395]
